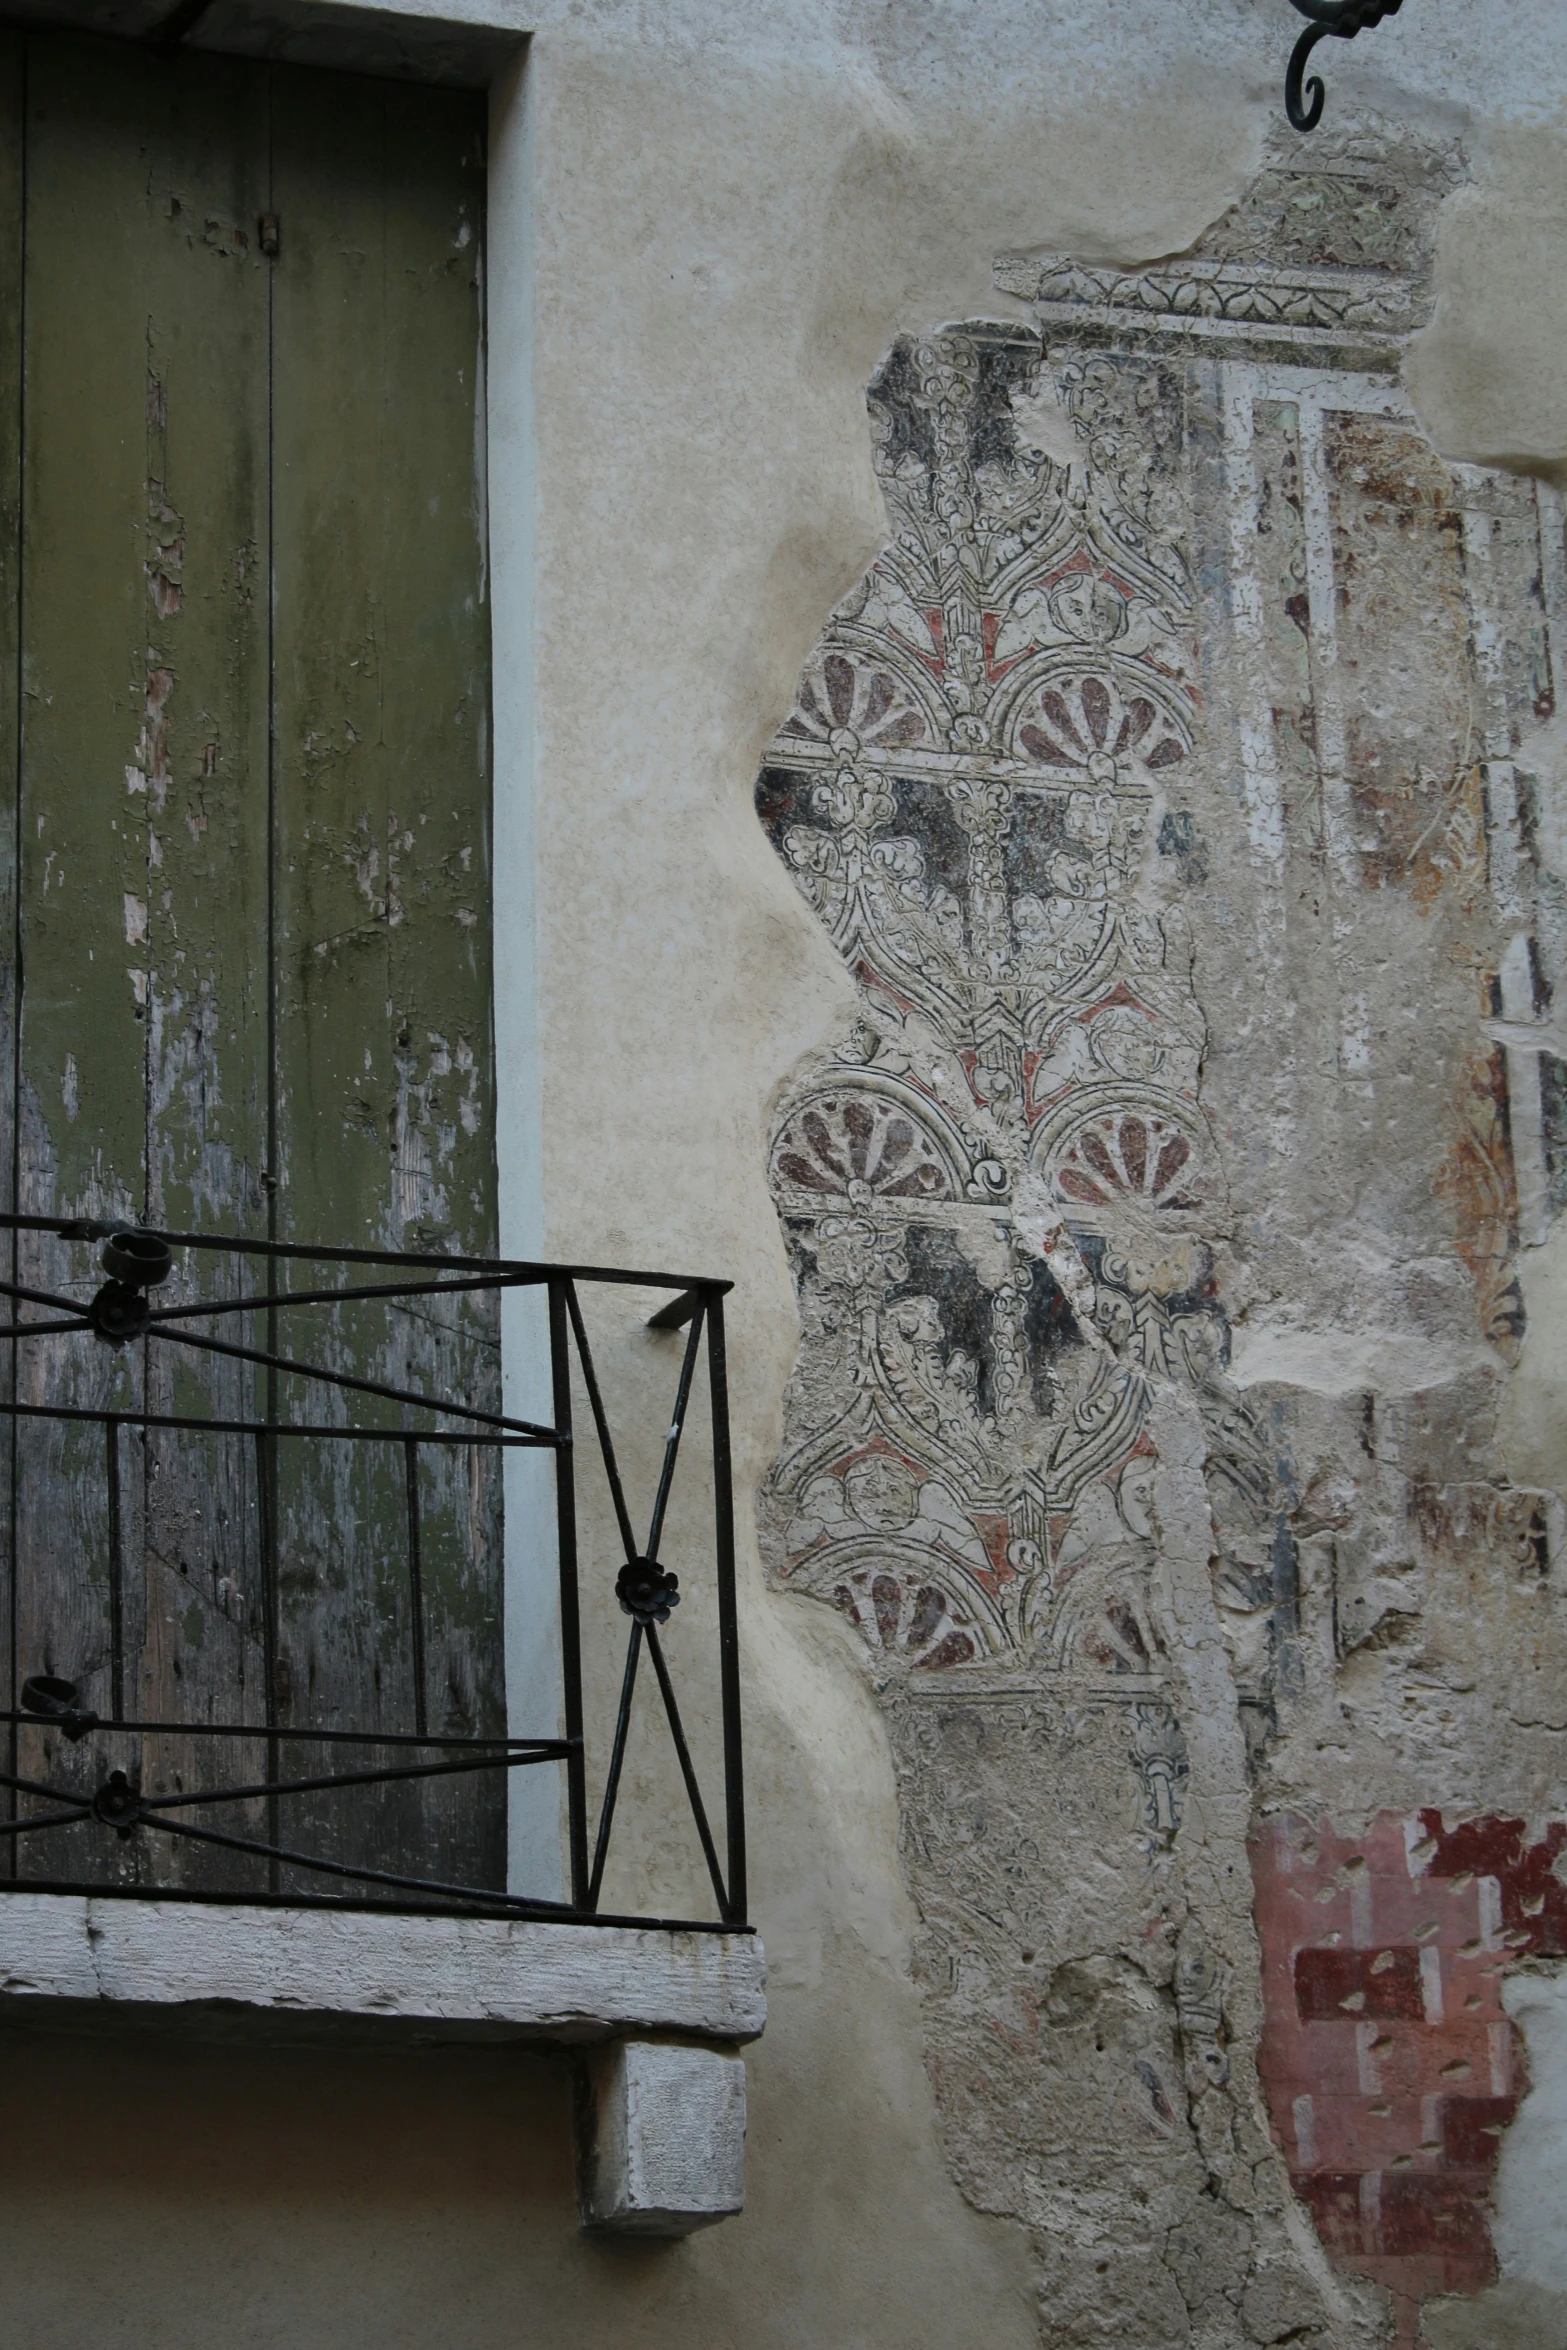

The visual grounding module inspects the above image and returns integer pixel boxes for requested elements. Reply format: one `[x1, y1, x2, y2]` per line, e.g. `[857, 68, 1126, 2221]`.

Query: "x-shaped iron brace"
[561, 1283, 733, 1919]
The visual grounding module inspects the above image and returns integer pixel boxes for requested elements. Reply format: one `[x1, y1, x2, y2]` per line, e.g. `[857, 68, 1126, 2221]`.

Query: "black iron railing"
[0, 1217, 744, 1931]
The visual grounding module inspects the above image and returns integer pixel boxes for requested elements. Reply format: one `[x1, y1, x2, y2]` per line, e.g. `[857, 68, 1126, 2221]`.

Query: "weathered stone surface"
[0, 1896, 767, 2044]
[575, 2039, 747, 2234]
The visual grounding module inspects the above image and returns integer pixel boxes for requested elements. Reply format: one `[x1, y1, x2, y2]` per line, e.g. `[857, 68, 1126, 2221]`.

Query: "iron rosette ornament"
[616, 1556, 682, 1626]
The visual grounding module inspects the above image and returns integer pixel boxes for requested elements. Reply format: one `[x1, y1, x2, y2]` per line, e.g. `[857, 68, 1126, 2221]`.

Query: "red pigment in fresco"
[1250, 1810, 1567, 2339]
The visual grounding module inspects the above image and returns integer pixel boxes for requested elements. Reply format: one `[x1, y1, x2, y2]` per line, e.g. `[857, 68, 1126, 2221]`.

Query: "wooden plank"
[268, 68, 502, 1900]
[17, 35, 152, 1221]
[127, 46, 272, 1892]
[0, 28, 24, 1864]
[0, 1895, 768, 2042]
[13, 35, 273, 1889]
[13, 34, 163, 1885]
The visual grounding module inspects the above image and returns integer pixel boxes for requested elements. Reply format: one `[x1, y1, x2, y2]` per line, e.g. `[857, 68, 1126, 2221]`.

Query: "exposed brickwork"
[1251, 1811, 1567, 2335]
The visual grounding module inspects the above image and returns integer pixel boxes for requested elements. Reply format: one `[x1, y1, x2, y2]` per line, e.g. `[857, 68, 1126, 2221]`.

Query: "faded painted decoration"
[756, 124, 1567, 2348]
[1252, 1809, 1567, 2312]
[0, 32, 502, 1896]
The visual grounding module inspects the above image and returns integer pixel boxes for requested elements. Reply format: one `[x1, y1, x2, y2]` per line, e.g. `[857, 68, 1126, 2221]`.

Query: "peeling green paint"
[0, 32, 499, 1895]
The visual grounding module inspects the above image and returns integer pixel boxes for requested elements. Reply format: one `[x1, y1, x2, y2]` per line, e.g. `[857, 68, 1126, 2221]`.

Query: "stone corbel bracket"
[575, 2037, 749, 2237]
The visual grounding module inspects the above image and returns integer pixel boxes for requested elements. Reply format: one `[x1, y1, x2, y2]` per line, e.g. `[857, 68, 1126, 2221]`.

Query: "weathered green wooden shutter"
[0, 29, 502, 1895]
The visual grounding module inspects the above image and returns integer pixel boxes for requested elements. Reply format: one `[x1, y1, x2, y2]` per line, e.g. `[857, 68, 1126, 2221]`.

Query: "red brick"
[1296, 2170, 1365, 2258]
[1441, 2095, 1518, 2166]
[1378, 2173, 1495, 2282]
[1295, 1946, 1425, 2022]
[1250, 1809, 1558, 2323]
[1420, 1808, 1567, 1955]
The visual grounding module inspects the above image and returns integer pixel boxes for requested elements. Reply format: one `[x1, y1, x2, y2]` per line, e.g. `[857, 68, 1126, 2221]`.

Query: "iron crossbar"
[0, 1217, 747, 1931]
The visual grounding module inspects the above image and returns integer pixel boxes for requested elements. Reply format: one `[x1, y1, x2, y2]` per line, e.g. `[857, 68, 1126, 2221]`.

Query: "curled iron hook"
[1285, 0, 1405, 133]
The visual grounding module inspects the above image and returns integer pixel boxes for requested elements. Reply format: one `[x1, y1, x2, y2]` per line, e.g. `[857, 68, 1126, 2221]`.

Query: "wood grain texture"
[268, 68, 500, 1900]
[126, 48, 272, 1893]
[0, 31, 22, 1850]
[10, 35, 151, 1881]
[0, 36, 499, 1902]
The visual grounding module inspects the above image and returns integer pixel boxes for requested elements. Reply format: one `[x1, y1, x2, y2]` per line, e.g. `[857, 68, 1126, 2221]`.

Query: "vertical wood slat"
[13, 37, 152, 1882]
[269, 70, 500, 1899]
[0, 30, 25, 1856]
[17, 36, 148, 1224]
[130, 49, 271, 1893]
[403, 1435, 427, 1742]
[14, 38, 272, 1889]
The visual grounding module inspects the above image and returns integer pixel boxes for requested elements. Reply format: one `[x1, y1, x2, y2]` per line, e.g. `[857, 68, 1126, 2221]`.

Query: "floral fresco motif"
[755, 324, 1261, 1715]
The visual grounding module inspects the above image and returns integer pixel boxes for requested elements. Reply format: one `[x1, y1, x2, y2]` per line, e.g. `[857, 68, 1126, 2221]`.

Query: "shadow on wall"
[0, 2028, 653, 2348]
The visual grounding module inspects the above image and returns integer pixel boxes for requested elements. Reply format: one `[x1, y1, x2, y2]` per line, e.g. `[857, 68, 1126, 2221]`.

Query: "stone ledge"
[0, 3, 525, 92]
[0, 1895, 765, 2046]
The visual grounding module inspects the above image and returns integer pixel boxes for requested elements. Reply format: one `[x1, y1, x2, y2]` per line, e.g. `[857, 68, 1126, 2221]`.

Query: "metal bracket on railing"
[91, 1770, 144, 1839]
[555, 1271, 746, 1926]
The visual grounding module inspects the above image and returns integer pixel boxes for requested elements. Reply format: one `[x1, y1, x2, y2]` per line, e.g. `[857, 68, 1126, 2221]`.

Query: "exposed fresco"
[756, 126, 1567, 2347]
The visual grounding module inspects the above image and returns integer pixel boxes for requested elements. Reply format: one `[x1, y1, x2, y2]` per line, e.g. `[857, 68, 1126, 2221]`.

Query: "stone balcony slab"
[0, 1894, 766, 2047]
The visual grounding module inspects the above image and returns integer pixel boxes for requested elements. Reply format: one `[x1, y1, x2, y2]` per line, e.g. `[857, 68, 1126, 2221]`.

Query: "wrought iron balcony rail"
[0, 1216, 745, 1932]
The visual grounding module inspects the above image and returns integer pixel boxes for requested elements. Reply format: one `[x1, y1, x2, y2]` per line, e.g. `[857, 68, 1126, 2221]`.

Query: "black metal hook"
[1285, 0, 1404, 132]
[88, 1228, 174, 1347]
[20, 1673, 100, 1742]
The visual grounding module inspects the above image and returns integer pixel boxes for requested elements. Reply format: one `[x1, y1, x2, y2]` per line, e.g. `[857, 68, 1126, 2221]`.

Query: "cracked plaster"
[741, 91, 1567, 2350]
